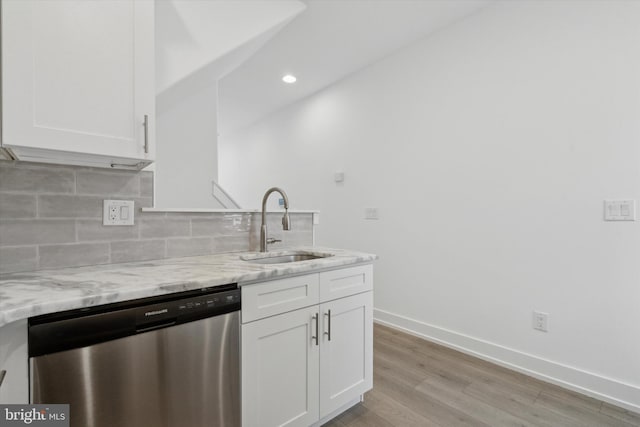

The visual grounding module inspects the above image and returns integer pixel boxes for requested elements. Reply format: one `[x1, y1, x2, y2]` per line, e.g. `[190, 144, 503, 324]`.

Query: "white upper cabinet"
[1, 0, 155, 169]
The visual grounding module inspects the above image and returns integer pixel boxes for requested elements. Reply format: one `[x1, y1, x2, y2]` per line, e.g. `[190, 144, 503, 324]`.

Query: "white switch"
[103, 200, 135, 225]
[604, 200, 636, 221]
[334, 172, 345, 183]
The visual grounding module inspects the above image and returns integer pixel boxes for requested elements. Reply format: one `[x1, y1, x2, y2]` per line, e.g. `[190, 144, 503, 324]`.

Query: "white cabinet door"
[0, 320, 29, 404]
[1, 0, 155, 167]
[319, 291, 373, 418]
[242, 306, 320, 427]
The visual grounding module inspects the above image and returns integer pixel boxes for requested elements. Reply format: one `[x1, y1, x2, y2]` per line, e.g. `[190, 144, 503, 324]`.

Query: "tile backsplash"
[0, 160, 314, 274]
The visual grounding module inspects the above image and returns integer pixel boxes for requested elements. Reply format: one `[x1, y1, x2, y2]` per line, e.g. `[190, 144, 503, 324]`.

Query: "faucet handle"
[266, 237, 282, 245]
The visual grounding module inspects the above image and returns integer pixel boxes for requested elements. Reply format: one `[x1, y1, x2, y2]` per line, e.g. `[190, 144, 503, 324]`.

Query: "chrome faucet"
[260, 187, 291, 252]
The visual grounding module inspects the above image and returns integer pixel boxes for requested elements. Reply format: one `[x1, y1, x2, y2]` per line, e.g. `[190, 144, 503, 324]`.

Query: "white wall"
[220, 1, 640, 410]
[153, 0, 305, 208]
[155, 84, 220, 208]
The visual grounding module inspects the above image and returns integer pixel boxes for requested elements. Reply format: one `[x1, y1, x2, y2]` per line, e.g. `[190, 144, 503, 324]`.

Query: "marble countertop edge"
[0, 247, 377, 328]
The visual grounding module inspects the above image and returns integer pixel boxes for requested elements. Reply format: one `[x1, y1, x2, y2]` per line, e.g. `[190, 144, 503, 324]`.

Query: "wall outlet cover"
[532, 311, 549, 332]
[103, 200, 135, 226]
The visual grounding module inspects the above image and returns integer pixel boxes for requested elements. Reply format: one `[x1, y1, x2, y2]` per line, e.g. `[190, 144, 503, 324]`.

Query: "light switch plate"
[103, 200, 135, 226]
[604, 200, 636, 221]
[364, 207, 379, 220]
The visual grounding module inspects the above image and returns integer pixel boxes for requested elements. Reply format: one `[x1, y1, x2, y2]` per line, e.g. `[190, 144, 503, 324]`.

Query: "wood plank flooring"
[323, 324, 640, 427]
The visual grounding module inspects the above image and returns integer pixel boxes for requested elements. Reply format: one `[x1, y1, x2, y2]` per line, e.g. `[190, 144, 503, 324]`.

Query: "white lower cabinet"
[241, 265, 374, 427]
[319, 292, 373, 417]
[0, 319, 29, 404]
[242, 306, 320, 427]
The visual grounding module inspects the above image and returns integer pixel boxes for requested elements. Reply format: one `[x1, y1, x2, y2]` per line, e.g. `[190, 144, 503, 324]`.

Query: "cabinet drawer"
[319, 264, 373, 302]
[242, 274, 320, 323]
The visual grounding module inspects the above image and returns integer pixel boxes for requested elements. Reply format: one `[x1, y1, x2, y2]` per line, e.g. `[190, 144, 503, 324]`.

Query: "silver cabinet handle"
[143, 115, 149, 154]
[312, 313, 319, 346]
[324, 310, 331, 341]
[0, 370, 6, 388]
[110, 162, 147, 170]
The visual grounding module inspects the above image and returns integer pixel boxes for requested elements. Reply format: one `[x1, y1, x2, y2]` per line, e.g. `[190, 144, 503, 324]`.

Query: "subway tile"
[39, 243, 110, 269]
[253, 230, 313, 250]
[166, 237, 213, 258]
[0, 220, 76, 246]
[225, 213, 253, 232]
[77, 220, 138, 242]
[213, 234, 251, 253]
[254, 212, 313, 231]
[38, 195, 103, 218]
[140, 218, 190, 238]
[76, 170, 139, 196]
[139, 172, 153, 198]
[0, 193, 37, 218]
[191, 217, 226, 236]
[0, 163, 75, 193]
[192, 213, 252, 236]
[0, 246, 38, 274]
[111, 240, 166, 263]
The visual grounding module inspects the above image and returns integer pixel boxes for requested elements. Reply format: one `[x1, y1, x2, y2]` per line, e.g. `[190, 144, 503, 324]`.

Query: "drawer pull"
[312, 313, 319, 346]
[324, 310, 332, 341]
[143, 115, 149, 154]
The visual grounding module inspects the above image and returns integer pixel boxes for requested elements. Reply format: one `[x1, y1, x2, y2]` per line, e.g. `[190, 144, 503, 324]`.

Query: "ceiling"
[155, 0, 306, 113]
[217, 0, 493, 136]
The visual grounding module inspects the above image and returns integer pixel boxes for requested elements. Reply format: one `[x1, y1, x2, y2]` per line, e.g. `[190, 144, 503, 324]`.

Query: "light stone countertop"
[0, 247, 377, 327]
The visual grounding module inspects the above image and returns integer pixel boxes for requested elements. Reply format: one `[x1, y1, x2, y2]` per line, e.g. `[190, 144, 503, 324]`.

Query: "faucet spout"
[260, 187, 291, 252]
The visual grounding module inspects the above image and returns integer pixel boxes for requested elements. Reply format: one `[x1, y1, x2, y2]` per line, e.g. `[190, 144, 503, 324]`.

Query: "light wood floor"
[323, 324, 640, 427]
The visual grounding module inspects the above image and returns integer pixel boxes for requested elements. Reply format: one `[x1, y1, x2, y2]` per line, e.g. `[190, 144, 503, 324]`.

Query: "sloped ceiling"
[155, 0, 306, 112]
[218, 0, 493, 136]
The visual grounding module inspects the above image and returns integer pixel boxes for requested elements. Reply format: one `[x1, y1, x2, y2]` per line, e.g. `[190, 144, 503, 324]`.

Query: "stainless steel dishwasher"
[28, 284, 241, 427]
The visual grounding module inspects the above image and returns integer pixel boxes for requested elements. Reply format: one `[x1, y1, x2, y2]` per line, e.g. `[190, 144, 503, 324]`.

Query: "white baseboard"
[374, 308, 640, 413]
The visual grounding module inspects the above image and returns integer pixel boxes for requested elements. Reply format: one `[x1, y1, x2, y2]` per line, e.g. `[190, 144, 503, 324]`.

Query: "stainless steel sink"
[241, 251, 333, 264]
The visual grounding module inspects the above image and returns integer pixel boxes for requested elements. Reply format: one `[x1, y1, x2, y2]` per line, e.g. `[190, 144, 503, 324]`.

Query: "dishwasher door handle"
[136, 320, 177, 334]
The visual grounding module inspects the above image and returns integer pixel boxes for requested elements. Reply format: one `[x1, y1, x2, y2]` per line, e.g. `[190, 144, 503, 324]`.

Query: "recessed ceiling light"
[282, 74, 297, 84]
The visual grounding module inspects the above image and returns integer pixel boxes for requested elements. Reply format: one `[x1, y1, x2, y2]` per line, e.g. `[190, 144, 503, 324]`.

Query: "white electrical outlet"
[103, 200, 135, 226]
[532, 311, 549, 332]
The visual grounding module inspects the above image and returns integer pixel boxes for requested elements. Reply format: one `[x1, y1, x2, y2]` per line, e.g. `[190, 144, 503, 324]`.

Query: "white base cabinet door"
[242, 306, 320, 427]
[0, 320, 29, 404]
[1, 0, 155, 168]
[319, 291, 373, 418]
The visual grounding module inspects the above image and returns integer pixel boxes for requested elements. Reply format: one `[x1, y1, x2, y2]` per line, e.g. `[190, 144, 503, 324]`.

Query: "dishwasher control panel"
[29, 285, 240, 357]
[135, 288, 241, 327]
